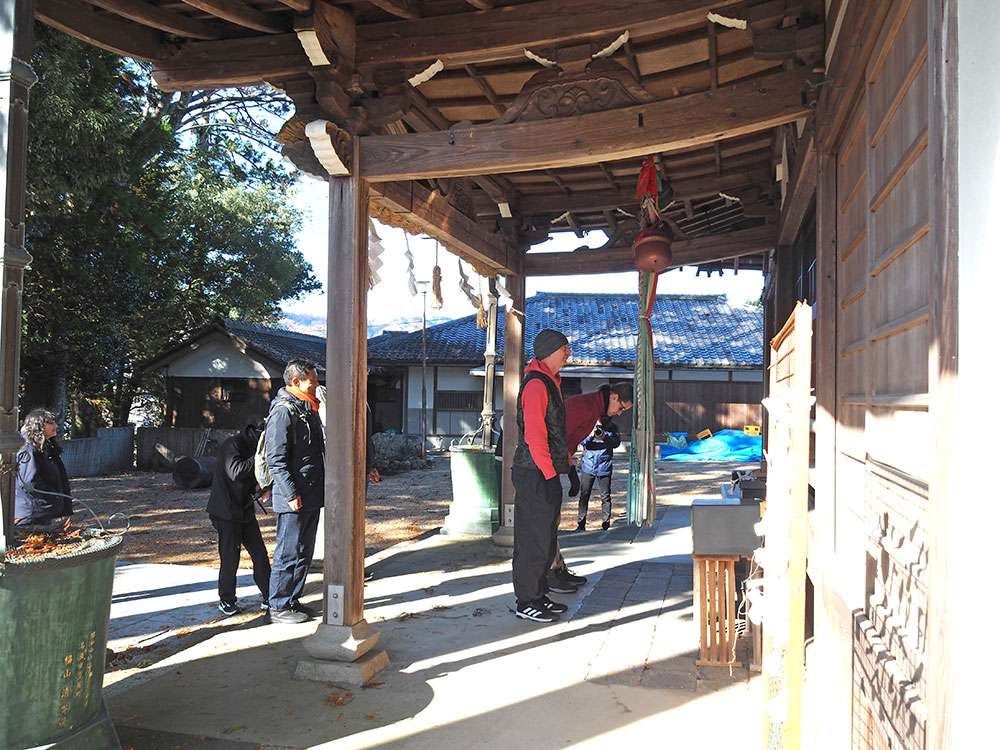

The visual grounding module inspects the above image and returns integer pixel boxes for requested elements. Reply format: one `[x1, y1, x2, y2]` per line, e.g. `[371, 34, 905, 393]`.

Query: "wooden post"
[0, 0, 36, 566]
[493, 271, 524, 547]
[296, 141, 388, 685]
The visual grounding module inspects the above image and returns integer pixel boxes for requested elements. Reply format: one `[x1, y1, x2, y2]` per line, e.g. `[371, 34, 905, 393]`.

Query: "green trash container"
[0, 530, 124, 749]
[443, 444, 500, 536]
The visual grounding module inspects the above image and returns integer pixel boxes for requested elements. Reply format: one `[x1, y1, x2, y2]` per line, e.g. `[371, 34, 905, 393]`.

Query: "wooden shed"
[0, 1, 991, 747]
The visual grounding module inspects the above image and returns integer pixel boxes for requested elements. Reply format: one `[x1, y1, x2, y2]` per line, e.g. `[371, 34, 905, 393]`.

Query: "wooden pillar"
[493, 271, 524, 547]
[479, 278, 498, 447]
[296, 141, 387, 685]
[0, 0, 35, 564]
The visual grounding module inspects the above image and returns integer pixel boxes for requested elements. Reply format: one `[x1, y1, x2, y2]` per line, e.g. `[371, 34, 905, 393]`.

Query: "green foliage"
[22, 27, 319, 430]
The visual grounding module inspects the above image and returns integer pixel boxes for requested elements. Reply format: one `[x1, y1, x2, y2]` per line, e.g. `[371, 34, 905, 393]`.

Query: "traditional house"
[368, 291, 764, 446]
[142, 318, 326, 429]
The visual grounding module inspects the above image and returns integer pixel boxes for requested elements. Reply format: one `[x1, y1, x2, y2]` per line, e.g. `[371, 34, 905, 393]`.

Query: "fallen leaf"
[366, 713, 381, 721]
[325, 690, 353, 706]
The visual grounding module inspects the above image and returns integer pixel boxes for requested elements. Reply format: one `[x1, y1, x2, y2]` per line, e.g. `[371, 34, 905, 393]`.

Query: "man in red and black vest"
[512, 329, 573, 623]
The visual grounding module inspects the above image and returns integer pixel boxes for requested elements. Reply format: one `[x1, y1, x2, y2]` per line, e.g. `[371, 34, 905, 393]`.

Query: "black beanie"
[534, 329, 569, 361]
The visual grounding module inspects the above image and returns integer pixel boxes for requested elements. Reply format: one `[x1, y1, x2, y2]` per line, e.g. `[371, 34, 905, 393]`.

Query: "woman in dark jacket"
[14, 408, 72, 526]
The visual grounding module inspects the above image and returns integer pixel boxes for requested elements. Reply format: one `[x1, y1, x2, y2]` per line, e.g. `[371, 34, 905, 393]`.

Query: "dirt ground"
[71, 455, 753, 567]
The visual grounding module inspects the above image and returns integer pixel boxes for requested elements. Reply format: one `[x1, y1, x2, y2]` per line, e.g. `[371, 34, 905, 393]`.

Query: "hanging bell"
[632, 225, 673, 273]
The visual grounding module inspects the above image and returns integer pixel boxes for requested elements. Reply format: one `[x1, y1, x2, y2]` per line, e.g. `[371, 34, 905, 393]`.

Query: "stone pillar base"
[492, 524, 514, 547]
[302, 620, 380, 662]
[295, 649, 389, 687]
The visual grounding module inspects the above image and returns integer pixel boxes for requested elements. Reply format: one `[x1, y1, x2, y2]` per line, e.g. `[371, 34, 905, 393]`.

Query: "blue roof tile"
[367, 292, 762, 369]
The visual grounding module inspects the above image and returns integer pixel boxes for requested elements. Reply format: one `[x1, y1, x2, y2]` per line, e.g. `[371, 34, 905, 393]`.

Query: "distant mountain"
[281, 312, 451, 339]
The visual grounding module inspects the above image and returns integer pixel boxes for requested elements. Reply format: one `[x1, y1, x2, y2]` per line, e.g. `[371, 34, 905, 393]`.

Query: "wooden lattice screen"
[761, 301, 813, 749]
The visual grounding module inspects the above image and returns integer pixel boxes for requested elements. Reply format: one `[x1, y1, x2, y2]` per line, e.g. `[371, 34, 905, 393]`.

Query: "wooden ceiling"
[34, 0, 825, 275]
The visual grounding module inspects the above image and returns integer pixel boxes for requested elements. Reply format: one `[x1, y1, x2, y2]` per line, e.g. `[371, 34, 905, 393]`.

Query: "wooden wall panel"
[839, 0, 933, 747]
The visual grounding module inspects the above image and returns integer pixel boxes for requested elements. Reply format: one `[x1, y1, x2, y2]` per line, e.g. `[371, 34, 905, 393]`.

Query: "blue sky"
[282, 180, 765, 336]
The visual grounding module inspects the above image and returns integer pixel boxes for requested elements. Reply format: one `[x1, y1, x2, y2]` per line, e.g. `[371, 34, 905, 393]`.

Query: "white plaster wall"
[164, 332, 282, 378]
[952, 3, 1000, 740]
[435, 367, 481, 390]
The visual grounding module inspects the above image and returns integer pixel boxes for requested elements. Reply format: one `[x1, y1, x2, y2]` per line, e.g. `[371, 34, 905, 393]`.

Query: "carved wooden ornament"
[494, 58, 653, 124]
[305, 120, 352, 176]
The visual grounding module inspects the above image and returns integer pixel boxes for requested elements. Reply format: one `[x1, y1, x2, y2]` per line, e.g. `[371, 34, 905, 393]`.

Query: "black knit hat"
[533, 329, 569, 361]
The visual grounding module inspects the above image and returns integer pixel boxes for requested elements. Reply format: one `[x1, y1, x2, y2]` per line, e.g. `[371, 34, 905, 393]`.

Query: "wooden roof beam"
[361, 69, 811, 182]
[463, 0, 493, 9]
[152, 34, 312, 90]
[524, 224, 776, 276]
[370, 181, 515, 274]
[35, 0, 167, 60]
[84, 0, 223, 39]
[357, 0, 743, 68]
[180, 0, 288, 34]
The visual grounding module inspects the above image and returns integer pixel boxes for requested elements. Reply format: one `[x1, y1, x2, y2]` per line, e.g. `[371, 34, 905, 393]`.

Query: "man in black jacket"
[266, 359, 325, 624]
[207, 422, 271, 616]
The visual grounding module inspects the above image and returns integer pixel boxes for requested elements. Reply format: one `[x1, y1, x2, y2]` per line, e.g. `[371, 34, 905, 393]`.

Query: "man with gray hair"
[266, 358, 325, 624]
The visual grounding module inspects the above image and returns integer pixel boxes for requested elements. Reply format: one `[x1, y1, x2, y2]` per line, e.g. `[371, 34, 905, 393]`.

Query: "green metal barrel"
[0, 531, 124, 749]
[443, 444, 500, 536]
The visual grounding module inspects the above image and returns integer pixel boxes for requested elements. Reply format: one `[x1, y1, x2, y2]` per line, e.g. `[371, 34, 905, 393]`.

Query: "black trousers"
[210, 515, 271, 604]
[578, 472, 613, 524]
[512, 467, 562, 605]
[269, 508, 320, 611]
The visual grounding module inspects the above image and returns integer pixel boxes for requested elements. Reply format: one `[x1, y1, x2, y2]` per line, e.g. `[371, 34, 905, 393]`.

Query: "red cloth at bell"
[634, 156, 659, 201]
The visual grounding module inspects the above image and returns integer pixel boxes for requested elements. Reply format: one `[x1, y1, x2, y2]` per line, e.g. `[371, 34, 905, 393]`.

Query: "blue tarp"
[656, 429, 762, 462]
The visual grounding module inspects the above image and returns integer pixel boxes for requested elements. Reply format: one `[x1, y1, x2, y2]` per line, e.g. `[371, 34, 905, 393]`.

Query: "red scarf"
[285, 385, 320, 412]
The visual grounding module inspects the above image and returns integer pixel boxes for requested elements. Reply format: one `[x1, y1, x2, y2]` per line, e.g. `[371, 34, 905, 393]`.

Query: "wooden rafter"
[463, 64, 506, 115]
[524, 224, 776, 276]
[367, 0, 420, 20]
[84, 0, 222, 39]
[474, 168, 772, 216]
[360, 69, 811, 181]
[463, 0, 493, 9]
[276, 0, 311, 10]
[599, 163, 619, 191]
[356, 0, 743, 67]
[401, 84, 516, 209]
[180, 0, 287, 35]
[370, 181, 514, 274]
[35, 0, 166, 60]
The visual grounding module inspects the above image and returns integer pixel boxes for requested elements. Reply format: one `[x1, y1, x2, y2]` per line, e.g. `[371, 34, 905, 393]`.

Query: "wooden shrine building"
[0, 0, 993, 747]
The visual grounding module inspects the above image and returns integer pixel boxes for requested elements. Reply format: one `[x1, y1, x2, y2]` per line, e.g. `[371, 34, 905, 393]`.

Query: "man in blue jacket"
[266, 359, 325, 624]
[575, 417, 622, 532]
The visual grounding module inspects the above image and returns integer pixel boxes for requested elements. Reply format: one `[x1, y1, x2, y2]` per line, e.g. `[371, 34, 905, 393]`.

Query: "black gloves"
[567, 466, 581, 497]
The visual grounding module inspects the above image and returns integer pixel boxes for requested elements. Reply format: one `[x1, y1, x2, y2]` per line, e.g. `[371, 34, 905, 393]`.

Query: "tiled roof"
[224, 320, 327, 375]
[367, 292, 762, 369]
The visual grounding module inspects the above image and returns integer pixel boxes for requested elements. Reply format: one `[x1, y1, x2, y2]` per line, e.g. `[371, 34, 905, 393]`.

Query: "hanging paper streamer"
[367, 220, 385, 290]
[627, 272, 658, 527]
[457, 259, 487, 328]
[430, 241, 444, 309]
[402, 231, 418, 296]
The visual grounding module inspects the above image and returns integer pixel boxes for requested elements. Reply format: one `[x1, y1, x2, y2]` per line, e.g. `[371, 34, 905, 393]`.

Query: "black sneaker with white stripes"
[515, 600, 560, 623]
[540, 597, 568, 614]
